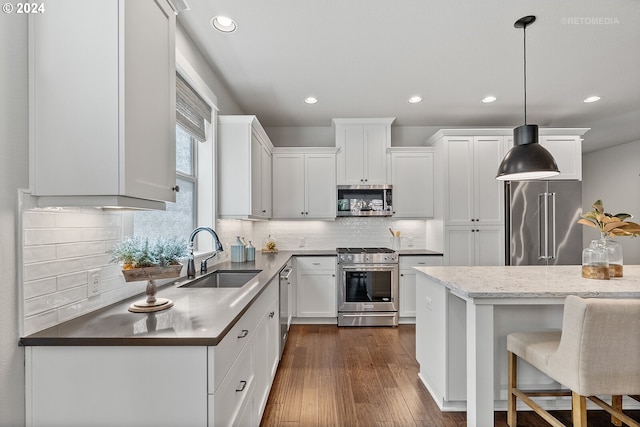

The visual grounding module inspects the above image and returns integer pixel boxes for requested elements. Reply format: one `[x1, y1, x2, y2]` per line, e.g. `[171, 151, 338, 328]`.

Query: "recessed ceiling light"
[211, 15, 237, 33]
[583, 96, 601, 103]
[408, 96, 422, 104]
[482, 96, 497, 103]
[304, 97, 318, 104]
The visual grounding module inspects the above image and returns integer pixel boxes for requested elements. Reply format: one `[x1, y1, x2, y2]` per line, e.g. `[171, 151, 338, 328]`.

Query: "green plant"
[110, 236, 189, 269]
[578, 199, 640, 237]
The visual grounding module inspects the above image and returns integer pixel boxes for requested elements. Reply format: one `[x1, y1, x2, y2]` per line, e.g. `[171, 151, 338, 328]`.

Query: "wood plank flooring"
[260, 324, 639, 427]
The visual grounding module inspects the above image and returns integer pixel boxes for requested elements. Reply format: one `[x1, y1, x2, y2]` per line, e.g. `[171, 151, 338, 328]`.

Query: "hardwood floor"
[260, 324, 638, 427]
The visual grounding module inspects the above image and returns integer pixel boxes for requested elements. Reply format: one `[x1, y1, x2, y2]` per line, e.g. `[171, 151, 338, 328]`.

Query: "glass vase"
[582, 239, 610, 280]
[600, 232, 623, 277]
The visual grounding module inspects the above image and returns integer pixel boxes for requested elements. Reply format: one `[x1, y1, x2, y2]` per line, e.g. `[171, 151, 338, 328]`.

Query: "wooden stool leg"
[611, 395, 623, 427]
[507, 351, 517, 427]
[572, 392, 587, 427]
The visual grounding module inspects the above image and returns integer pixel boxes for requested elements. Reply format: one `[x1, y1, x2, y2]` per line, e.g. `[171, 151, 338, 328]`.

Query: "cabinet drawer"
[399, 255, 443, 269]
[209, 280, 277, 393]
[210, 342, 254, 427]
[296, 256, 336, 271]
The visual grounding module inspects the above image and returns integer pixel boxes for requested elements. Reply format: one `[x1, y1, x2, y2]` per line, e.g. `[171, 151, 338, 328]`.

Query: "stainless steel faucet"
[187, 227, 224, 278]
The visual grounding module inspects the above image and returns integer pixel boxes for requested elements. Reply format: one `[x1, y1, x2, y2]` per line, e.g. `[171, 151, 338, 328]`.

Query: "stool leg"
[612, 395, 622, 427]
[572, 391, 587, 427]
[507, 351, 517, 427]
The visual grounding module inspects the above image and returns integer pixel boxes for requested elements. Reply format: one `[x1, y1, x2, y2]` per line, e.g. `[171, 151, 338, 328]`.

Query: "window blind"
[176, 72, 211, 142]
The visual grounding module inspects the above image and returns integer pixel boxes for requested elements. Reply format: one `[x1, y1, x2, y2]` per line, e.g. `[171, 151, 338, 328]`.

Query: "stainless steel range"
[337, 247, 399, 327]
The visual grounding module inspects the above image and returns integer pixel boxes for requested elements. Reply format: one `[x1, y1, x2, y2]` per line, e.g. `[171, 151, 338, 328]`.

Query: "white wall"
[0, 12, 27, 426]
[582, 139, 640, 264]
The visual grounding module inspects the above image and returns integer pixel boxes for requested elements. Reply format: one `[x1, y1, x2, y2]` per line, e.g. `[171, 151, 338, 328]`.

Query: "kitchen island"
[415, 265, 640, 427]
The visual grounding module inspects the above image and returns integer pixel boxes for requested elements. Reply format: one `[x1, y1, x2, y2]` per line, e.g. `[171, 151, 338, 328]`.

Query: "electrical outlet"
[298, 237, 305, 247]
[407, 236, 414, 247]
[424, 297, 432, 311]
[88, 269, 102, 297]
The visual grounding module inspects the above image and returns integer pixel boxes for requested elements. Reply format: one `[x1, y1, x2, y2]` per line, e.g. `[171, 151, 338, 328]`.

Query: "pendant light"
[496, 16, 560, 181]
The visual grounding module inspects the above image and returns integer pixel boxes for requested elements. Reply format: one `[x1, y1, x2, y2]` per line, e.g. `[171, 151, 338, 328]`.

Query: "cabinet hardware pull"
[262, 209, 266, 213]
[312, 262, 320, 265]
[238, 329, 249, 338]
[301, 212, 304, 215]
[172, 185, 180, 192]
[269, 311, 275, 318]
[236, 380, 247, 392]
[418, 262, 426, 265]
[400, 273, 404, 277]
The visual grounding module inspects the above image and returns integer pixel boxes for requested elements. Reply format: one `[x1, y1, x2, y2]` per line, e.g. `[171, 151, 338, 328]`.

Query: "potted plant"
[578, 200, 640, 277]
[110, 236, 188, 312]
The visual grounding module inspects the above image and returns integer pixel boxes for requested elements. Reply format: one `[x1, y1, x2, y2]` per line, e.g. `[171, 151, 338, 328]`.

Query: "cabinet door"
[475, 226, 505, 266]
[123, 0, 176, 202]
[364, 125, 388, 184]
[272, 154, 305, 218]
[391, 151, 434, 218]
[540, 135, 582, 180]
[340, 126, 366, 184]
[261, 145, 272, 217]
[445, 137, 474, 225]
[296, 257, 336, 318]
[444, 227, 475, 266]
[399, 271, 417, 317]
[254, 297, 279, 420]
[305, 154, 336, 218]
[473, 136, 504, 225]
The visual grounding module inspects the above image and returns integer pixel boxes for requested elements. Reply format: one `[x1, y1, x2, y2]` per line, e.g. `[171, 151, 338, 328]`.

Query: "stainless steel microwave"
[337, 185, 393, 217]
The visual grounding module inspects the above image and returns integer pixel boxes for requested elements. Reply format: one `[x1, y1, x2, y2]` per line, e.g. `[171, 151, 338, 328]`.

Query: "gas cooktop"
[336, 247, 395, 254]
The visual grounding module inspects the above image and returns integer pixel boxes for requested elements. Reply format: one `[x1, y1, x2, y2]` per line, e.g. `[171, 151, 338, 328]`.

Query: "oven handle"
[339, 264, 398, 271]
[340, 313, 398, 318]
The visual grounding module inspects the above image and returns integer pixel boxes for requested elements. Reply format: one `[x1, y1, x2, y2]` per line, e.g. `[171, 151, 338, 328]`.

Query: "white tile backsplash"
[22, 207, 127, 334]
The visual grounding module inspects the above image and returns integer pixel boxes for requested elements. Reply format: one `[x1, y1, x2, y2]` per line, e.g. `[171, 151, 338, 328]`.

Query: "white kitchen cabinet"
[440, 135, 507, 226]
[389, 148, 435, 218]
[399, 255, 443, 319]
[272, 148, 337, 219]
[29, 0, 177, 209]
[444, 225, 504, 266]
[503, 134, 583, 181]
[333, 118, 395, 185]
[254, 295, 279, 419]
[295, 256, 337, 318]
[25, 279, 280, 427]
[219, 116, 274, 219]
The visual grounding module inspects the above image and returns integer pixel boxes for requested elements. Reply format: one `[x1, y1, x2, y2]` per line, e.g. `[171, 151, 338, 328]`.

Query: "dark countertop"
[20, 248, 441, 347]
[397, 249, 443, 256]
[20, 251, 296, 347]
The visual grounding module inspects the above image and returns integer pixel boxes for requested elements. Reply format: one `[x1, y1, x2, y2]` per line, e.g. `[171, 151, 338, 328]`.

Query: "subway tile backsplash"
[22, 207, 431, 335]
[21, 208, 148, 336]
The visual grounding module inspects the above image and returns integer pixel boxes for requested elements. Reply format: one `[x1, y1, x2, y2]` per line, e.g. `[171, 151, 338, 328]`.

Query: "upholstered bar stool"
[507, 295, 640, 427]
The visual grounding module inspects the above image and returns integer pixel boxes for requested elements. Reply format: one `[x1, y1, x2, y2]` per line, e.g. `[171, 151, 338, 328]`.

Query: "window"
[133, 70, 214, 243]
[133, 125, 197, 239]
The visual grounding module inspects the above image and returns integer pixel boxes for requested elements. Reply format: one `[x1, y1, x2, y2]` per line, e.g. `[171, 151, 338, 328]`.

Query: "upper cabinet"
[272, 148, 337, 220]
[219, 116, 274, 219]
[333, 118, 395, 185]
[389, 148, 435, 218]
[29, 0, 177, 209]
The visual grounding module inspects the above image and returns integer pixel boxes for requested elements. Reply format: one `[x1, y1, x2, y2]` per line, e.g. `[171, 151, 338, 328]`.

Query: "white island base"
[415, 265, 640, 427]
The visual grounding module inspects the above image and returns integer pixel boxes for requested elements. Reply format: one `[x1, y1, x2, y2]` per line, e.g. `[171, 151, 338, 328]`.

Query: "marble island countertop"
[415, 265, 640, 300]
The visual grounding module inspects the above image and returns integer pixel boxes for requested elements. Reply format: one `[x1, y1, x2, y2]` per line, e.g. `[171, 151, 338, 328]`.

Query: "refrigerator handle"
[550, 192, 557, 259]
[538, 193, 547, 260]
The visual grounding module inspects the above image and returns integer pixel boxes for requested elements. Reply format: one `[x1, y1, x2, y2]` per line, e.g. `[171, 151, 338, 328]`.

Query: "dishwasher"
[279, 262, 294, 357]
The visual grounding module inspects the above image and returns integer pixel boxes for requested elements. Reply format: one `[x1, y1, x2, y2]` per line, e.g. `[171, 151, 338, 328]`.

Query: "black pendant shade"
[495, 15, 560, 181]
[496, 124, 559, 181]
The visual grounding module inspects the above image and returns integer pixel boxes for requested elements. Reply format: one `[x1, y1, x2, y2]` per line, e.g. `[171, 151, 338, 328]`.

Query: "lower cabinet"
[399, 255, 443, 319]
[444, 225, 504, 266]
[295, 256, 337, 318]
[25, 280, 280, 427]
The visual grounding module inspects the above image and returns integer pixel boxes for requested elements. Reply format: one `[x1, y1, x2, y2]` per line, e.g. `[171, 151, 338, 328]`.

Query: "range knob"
[348, 255, 353, 261]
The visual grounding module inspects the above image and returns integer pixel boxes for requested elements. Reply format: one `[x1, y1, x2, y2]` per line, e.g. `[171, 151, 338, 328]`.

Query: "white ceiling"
[177, 0, 640, 152]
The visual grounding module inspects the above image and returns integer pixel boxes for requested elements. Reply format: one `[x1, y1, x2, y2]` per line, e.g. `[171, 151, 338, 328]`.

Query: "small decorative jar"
[231, 236, 246, 263]
[246, 240, 255, 261]
[263, 234, 277, 252]
[600, 232, 623, 277]
[582, 239, 610, 280]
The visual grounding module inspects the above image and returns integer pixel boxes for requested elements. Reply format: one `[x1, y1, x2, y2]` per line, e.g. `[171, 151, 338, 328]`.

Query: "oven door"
[338, 264, 399, 312]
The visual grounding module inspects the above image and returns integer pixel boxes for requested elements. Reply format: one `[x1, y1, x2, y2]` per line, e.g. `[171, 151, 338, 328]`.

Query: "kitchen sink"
[178, 270, 262, 289]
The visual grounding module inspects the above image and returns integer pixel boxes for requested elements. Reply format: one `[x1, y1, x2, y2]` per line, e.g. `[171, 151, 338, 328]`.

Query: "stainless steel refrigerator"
[506, 180, 583, 265]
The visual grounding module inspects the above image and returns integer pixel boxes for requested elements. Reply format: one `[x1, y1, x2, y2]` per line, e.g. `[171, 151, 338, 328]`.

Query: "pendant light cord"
[523, 24, 527, 125]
